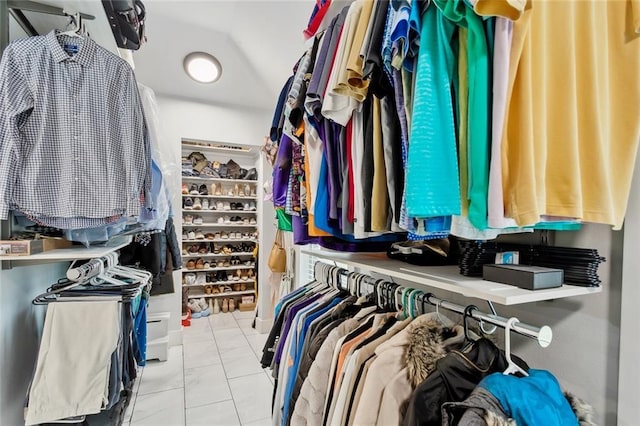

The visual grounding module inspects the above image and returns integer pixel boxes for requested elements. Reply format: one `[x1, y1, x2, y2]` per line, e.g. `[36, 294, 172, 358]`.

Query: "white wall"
[0, 262, 68, 425]
[152, 95, 273, 341]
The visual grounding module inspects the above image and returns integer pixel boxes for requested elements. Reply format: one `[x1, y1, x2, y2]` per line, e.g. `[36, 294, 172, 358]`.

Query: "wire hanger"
[503, 317, 529, 377]
[463, 305, 479, 343]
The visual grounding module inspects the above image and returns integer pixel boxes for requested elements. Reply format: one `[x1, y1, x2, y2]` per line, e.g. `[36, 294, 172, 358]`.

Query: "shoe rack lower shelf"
[183, 280, 255, 288]
[183, 239, 256, 243]
[186, 290, 255, 299]
[182, 252, 254, 258]
[183, 265, 255, 273]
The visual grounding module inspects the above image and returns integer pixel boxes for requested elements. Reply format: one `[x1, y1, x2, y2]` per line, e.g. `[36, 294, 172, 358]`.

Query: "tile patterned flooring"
[123, 310, 272, 426]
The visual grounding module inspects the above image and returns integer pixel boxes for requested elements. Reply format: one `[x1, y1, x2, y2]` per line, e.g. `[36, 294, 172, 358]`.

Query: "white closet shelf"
[182, 239, 256, 243]
[183, 280, 255, 288]
[302, 248, 602, 306]
[183, 265, 256, 273]
[182, 223, 257, 228]
[182, 176, 259, 184]
[181, 141, 258, 157]
[182, 209, 257, 214]
[0, 237, 132, 263]
[182, 252, 255, 258]
[182, 194, 257, 200]
[187, 290, 256, 299]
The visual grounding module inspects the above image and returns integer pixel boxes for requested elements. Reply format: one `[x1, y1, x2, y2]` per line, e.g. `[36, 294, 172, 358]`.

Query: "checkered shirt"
[0, 31, 151, 227]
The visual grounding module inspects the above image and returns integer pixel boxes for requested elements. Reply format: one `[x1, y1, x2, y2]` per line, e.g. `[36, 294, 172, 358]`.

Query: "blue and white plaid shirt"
[0, 30, 151, 228]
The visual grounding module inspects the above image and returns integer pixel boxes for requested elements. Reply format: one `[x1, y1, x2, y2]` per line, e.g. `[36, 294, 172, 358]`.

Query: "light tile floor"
[124, 310, 272, 426]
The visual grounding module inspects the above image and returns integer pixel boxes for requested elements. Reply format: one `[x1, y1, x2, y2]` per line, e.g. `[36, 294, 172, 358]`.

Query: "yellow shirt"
[478, 0, 640, 229]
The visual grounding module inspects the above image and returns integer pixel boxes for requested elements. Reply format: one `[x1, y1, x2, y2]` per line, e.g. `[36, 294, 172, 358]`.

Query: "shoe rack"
[180, 140, 259, 316]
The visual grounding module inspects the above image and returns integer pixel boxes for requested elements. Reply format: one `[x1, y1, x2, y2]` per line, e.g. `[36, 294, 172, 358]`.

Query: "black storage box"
[482, 264, 564, 290]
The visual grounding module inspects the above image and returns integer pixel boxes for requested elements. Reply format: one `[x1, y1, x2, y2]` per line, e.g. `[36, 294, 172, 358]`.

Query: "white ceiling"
[132, 0, 314, 110]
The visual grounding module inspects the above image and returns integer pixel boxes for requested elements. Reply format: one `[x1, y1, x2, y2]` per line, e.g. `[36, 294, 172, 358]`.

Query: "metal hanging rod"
[312, 261, 553, 348]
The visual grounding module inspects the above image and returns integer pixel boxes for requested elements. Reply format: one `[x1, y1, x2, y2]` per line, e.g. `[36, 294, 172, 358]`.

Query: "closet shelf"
[0, 237, 132, 263]
[302, 248, 602, 306]
[182, 239, 256, 243]
[182, 223, 256, 228]
[181, 141, 259, 157]
[182, 252, 255, 258]
[183, 280, 255, 288]
[182, 209, 257, 214]
[183, 265, 255, 273]
[187, 290, 256, 299]
[182, 194, 257, 200]
[182, 176, 259, 185]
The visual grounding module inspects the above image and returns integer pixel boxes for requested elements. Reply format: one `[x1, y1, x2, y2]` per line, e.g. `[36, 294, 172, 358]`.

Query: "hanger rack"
[313, 261, 553, 347]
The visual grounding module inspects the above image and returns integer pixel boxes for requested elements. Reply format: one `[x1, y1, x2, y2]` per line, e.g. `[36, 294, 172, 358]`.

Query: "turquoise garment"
[406, 5, 460, 218]
[480, 370, 579, 426]
[533, 221, 582, 231]
[437, 0, 490, 230]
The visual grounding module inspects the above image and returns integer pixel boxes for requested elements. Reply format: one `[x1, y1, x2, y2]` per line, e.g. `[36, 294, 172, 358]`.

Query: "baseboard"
[168, 329, 183, 347]
[254, 317, 274, 333]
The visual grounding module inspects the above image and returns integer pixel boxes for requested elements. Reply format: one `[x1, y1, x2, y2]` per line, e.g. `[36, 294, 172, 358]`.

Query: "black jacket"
[403, 338, 529, 426]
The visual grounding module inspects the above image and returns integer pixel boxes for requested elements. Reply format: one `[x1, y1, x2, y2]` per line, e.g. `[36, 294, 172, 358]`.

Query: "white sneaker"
[223, 202, 231, 211]
[185, 273, 196, 285]
[187, 230, 196, 239]
[184, 214, 194, 224]
[193, 215, 203, 225]
[193, 198, 202, 210]
[196, 272, 207, 285]
[243, 202, 250, 210]
[249, 218, 257, 225]
[249, 201, 256, 211]
[244, 184, 251, 196]
[224, 216, 231, 224]
[201, 199, 210, 210]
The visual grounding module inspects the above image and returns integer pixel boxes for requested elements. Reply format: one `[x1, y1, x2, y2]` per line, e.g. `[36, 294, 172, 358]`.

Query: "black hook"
[463, 305, 479, 341]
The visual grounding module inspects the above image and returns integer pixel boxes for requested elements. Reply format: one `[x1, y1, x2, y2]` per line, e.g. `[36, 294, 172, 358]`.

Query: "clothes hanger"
[462, 304, 479, 343]
[57, 13, 84, 39]
[503, 317, 529, 377]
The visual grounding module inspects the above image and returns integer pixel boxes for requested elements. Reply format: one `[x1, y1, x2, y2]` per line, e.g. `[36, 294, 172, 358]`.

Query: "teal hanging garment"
[406, 4, 460, 218]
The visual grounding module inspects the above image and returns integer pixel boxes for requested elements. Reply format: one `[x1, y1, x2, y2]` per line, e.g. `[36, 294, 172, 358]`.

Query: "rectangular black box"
[482, 264, 564, 290]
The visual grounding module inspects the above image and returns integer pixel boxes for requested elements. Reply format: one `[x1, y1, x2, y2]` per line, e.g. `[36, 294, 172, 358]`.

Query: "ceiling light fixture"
[183, 52, 222, 84]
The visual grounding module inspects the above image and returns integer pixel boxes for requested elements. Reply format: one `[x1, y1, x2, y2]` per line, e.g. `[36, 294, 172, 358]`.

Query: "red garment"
[303, 0, 332, 39]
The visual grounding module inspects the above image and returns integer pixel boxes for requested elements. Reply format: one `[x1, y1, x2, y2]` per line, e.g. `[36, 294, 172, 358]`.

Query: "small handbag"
[268, 230, 287, 273]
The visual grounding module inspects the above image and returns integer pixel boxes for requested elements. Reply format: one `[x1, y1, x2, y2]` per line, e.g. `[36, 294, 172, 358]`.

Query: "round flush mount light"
[183, 52, 222, 84]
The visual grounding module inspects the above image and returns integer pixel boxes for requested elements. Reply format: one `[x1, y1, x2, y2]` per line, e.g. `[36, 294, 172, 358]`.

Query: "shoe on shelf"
[195, 258, 205, 269]
[243, 217, 250, 225]
[185, 273, 196, 285]
[193, 215, 203, 225]
[201, 199, 210, 210]
[215, 232, 221, 239]
[203, 261, 211, 269]
[199, 184, 209, 195]
[189, 184, 200, 195]
[193, 198, 203, 210]
[182, 183, 189, 194]
[228, 298, 236, 312]
[205, 284, 213, 294]
[187, 230, 196, 240]
[184, 214, 194, 224]
[217, 260, 225, 267]
[217, 216, 224, 224]
[224, 216, 231, 224]
[223, 202, 231, 211]
[196, 272, 207, 285]
[181, 248, 188, 256]
[244, 184, 251, 196]
[184, 197, 194, 209]
[222, 299, 229, 313]
[186, 259, 196, 270]
[212, 298, 220, 314]
[249, 201, 256, 211]
[221, 231, 229, 239]
[243, 202, 250, 210]
[188, 300, 203, 318]
[249, 217, 257, 225]
[240, 282, 247, 290]
[195, 230, 205, 239]
[216, 201, 224, 210]
[205, 232, 215, 240]
[227, 187, 234, 196]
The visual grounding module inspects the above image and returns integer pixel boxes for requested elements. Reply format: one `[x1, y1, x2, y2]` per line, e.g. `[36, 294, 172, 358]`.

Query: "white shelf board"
[0, 238, 131, 263]
[183, 239, 256, 243]
[182, 252, 255, 258]
[183, 265, 256, 273]
[183, 280, 255, 288]
[187, 290, 256, 299]
[182, 223, 256, 228]
[182, 209, 257, 214]
[182, 176, 259, 184]
[182, 194, 257, 200]
[181, 140, 258, 157]
[302, 248, 602, 306]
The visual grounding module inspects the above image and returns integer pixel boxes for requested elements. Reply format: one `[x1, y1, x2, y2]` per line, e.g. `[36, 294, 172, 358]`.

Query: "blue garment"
[281, 297, 342, 425]
[406, 5, 460, 218]
[132, 294, 148, 366]
[480, 369, 579, 426]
